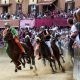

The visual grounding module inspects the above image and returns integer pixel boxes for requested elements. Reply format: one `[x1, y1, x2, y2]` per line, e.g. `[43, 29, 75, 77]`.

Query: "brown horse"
[35, 37, 57, 73]
[4, 29, 25, 72]
[50, 36, 65, 72]
[4, 29, 37, 72]
[23, 35, 37, 70]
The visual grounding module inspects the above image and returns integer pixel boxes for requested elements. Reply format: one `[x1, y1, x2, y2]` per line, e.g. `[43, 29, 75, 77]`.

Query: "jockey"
[3, 22, 25, 61]
[41, 26, 51, 41]
[36, 26, 51, 60]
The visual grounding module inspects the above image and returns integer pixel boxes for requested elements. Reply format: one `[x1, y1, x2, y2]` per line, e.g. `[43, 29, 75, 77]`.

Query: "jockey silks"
[3, 27, 25, 53]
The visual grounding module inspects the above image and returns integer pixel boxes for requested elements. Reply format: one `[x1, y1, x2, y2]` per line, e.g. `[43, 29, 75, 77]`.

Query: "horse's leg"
[42, 58, 46, 66]
[32, 55, 35, 65]
[50, 56, 57, 70]
[15, 65, 18, 72]
[60, 48, 65, 63]
[18, 53, 22, 62]
[17, 54, 26, 68]
[56, 59, 65, 72]
[48, 57, 55, 73]
[25, 54, 31, 64]
[60, 55, 65, 63]
[29, 57, 33, 70]
[71, 56, 74, 64]
[20, 59, 25, 68]
[13, 61, 21, 72]
[32, 55, 37, 70]
[52, 59, 57, 70]
[48, 59, 55, 73]
[12, 61, 18, 72]
[21, 55, 26, 68]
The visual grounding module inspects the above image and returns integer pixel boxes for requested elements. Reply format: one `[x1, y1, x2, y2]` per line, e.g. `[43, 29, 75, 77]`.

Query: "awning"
[37, 0, 56, 5]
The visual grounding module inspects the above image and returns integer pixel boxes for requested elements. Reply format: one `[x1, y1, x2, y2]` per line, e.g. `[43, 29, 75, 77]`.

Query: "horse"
[50, 36, 65, 72]
[4, 29, 25, 72]
[35, 36, 57, 73]
[23, 35, 37, 70]
[4, 29, 37, 72]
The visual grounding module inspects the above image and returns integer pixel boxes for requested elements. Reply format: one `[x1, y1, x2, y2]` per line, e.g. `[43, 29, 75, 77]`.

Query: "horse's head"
[35, 36, 41, 44]
[25, 35, 30, 43]
[51, 33, 61, 42]
[4, 29, 13, 42]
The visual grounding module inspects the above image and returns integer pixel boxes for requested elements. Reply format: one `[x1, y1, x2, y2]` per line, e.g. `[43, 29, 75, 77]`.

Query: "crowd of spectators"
[0, 7, 79, 20]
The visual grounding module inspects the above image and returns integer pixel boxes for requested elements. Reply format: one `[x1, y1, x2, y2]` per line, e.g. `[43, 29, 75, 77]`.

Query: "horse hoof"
[52, 70, 56, 74]
[30, 66, 33, 70]
[55, 67, 57, 70]
[18, 66, 22, 70]
[63, 61, 65, 63]
[10, 60, 13, 63]
[23, 65, 25, 68]
[27, 60, 30, 64]
[62, 68, 65, 72]
[22, 63, 25, 68]
[15, 69, 18, 72]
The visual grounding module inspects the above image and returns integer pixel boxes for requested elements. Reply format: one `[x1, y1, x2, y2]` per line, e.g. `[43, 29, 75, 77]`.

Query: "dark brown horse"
[23, 35, 37, 70]
[35, 37, 56, 73]
[50, 37, 65, 72]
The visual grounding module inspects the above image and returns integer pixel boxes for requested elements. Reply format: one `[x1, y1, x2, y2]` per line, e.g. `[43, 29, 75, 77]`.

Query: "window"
[1, 0, 9, 4]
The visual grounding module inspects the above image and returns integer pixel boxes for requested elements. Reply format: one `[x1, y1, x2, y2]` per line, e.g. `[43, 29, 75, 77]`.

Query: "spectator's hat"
[4, 22, 10, 28]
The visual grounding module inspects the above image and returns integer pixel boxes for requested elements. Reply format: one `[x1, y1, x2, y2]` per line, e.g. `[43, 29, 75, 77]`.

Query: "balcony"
[0, 3, 12, 7]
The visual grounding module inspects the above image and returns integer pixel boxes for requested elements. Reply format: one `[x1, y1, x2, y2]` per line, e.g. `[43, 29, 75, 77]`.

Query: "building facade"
[0, 0, 29, 14]
[0, 0, 80, 15]
[58, 0, 80, 12]
[38, 0, 80, 13]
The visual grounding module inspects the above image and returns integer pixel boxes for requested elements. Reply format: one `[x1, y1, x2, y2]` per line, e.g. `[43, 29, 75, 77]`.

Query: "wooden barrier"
[0, 19, 19, 28]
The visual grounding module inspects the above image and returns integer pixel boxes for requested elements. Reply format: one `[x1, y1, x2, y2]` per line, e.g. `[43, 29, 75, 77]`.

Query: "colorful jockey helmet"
[4, 22, 10, 28]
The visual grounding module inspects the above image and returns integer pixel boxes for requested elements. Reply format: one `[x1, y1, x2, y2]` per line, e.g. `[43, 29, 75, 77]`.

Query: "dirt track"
[0, 48, 73, 80]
